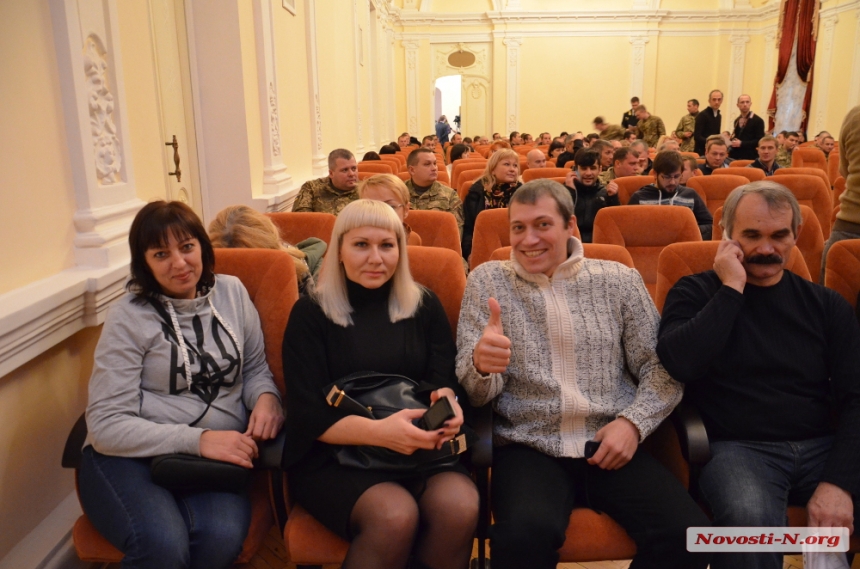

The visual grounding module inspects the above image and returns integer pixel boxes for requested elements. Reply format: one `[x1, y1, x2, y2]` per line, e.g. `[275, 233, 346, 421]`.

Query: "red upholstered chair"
[406, 210, 462, 256]
[267, 211, 336, 247]
[522, 167, 569, 183]
[592, 206, 703, 300]
[712, 167, 765, 183]
[379, 156, 405, 173]
[767, 174, 833, 239]
[452, 160, 488, 186]
[612, 175, 654, 205]
[828, 151, 841, 186]
[729, 159, 754, 168]
[791, 147, 828, 175]
[686, 174, 749, 215]
[357, 161, 394, 174]
[712, 205, 824, 281]
[490, 243, 635, 269]
[470, 208, 582, 271]
[457, 168, 486, 192]
[825, 239, 860, 309]
[774, 167, 832, 191]
[62, 249, 300, 565]
[280, 245, 471, 568]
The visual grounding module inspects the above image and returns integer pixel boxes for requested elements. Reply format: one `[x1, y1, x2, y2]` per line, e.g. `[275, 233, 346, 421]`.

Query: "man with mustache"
[657, 181, 860, 569]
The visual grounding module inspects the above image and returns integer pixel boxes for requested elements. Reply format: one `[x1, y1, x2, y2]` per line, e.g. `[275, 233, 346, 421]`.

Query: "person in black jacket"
[628, 151, 713, 239]
[694, 89, 723, 155]
[563, 149, 620, 242]
[462, 148, 522, 261]
[729, 95, 766, 160]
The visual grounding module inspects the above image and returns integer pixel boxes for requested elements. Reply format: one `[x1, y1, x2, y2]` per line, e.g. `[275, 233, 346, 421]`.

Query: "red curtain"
[767, 0, 819, 133]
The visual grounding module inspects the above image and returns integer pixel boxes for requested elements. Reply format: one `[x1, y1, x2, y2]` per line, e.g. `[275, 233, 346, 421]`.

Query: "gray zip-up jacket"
[456, 238, 682, 458]
[85, 275, 280, 457]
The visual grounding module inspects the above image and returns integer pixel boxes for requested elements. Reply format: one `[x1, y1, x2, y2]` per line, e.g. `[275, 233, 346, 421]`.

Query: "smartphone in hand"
[416, 397, 456, 431]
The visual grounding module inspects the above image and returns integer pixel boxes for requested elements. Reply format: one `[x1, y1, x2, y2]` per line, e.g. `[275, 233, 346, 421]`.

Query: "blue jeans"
[699, 436, 835, 569]
[79, 446, 251, 569]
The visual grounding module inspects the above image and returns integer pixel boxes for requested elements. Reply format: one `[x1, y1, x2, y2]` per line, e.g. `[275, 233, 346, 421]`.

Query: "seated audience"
[748, 135, 781, 176]
[624, 130, 638, 144]
[584, 133, 600, 147]
[462, 149, 521, 261]
[405, 148, 464, 237]
[209, 205, 325, 294]
[488, 140, 512, 156]
[775, 130, 799, 168]
[397, 132, 411, 149]
[590, 139, 615, 171]
[80, 201, 283, 569]
[492, 132, 501, 140]
[526, 148, 547, 170]
[522, 133, 534, 145]
[599, 146, 642, 193]
[422, 135, 437, 150]
[680, 155, 699, 185]
[362, 151, 381, 161]
[538, 132, 552, 145]
[630, 140, 651, 174]
[292, 148, 359, 215]
[657, 182, 860, 569]
[547, 140, 566, 159]
[563, 149, 619, 242]
[457, 180, 710, 569]
[510, 131, 524, 146]
[698, 135, 734, 175]
[656, 137, 680, 153]
[359, 173, 422, 245]
[635, 105, 666, 149]
[818, 135, 836, 159]
[449, 143, 471, 164]
[281, 199, 478, 569]
[447, 132, 463, 147]
[629, 151, 713, 239]
[556, 134, 584, 169]
[379, 144, 399, 155]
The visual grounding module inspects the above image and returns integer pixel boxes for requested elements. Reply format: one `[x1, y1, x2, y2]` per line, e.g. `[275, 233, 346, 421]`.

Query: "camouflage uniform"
[638, 115, 666, 149]
[599, 124, 626, 142]
[598, 167, 617, 186]
[405, 179, 464, 238]
[291, 177, 358, 215]
[775, 147, 793, 169]
[675, 113, 698, 153]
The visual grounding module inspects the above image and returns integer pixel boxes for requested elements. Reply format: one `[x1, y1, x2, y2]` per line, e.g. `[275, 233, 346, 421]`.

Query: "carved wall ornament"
[469, 80, 484, 99]
[269, 82, 281, 157]
[314, 93, 323, 152]
[84, 35, 123, 185]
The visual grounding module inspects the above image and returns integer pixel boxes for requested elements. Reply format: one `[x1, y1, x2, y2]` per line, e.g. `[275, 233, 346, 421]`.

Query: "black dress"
[281, 279, 468, 539]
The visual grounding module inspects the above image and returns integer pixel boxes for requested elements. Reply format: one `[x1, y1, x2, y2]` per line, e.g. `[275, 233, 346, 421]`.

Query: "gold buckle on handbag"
[448, 434, 467, 455]
[326, 386, 345, 407]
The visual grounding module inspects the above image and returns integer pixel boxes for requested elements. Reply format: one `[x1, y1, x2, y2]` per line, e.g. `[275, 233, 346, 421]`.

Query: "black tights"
[344, 471, 478, 569]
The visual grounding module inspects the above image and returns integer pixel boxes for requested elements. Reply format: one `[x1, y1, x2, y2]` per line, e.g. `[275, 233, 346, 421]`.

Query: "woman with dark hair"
[80, 200, 283, 569]
[548, 140, 565, 159]
[379, 144, 399, 155]
[362, 151, 381, 161]
[449, 143, 471, 164]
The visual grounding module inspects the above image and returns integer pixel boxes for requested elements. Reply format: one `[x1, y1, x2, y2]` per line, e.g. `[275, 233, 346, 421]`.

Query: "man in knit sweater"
[821, 104, 860, 281]
[658, 182, 860, 569]
[456, 180, 710, 569]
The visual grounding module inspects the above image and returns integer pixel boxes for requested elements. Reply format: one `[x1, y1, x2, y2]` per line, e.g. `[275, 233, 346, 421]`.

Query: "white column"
[503, 37, 522, 133]
[352, 0, 365, 153]
[386, 28, 397, 140]
[629, 35, 649, 100]
[727, 34, 750, 124]
[49, 0, 144, 268]
[814, 14, 839, 134]
[761, 29, 777, 125]
[305, 0, 327, 176]
[403, 40, 420, 135]
[850, 9, 860, 106]
[253, 0, 292, 202]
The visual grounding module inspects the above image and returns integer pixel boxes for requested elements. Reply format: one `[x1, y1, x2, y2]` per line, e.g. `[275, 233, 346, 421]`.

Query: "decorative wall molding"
[397, 26, 777, 42]
[49, 0, 144, 269]
[629, 34, 649, 100]
[352, 0, 365, 153]
[433, 43, 489, 78]
[403, 40, 420, 134]
[851, 9, 860, 106]
[503, 37, 522, 133]
[253, 0, 292, 198]
[761, 29, 777, 114]
[304, 0, 327, 176]
[727, 34, 750, 124]
[814, 14, 839, 134]
[386, 27, 397, 141]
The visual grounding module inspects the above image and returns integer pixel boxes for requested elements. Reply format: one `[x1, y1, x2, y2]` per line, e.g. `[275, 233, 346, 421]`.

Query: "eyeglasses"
[658, 174, 682, 182]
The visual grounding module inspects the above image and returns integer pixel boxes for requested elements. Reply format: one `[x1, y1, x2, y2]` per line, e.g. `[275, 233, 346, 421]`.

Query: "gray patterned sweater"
[456, 238, 682, 458]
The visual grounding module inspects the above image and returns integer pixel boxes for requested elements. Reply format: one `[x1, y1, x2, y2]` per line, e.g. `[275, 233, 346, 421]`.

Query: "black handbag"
[323, 371, 469, 471]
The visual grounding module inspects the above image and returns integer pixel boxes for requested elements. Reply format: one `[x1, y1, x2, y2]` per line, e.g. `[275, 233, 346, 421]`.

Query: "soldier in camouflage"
[404, 148, 464, 238]
[775, 130, 800, 168]
[675, 99, 699, 153]
[291, 149, 360, 215]
[593, 116, 626, 142]
[635, 106, 666, 149]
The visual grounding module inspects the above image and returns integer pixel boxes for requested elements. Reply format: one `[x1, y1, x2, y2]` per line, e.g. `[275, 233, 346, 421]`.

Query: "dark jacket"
[628, 184, 713, 240]
[622, 109, 639, 129]
[462, 180, 522, 261]
[565, 178, 620, 243]
[694, 108, 722, 156]
[748, 158, 780, 176]
[730, 113, 766, 160]
[698, 158, 735, 176]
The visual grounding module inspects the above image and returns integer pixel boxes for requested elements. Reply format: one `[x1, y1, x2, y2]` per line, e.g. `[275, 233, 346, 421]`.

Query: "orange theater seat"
[686, 174, 749, 215]
[406, 210, 462, 256]
[395, 171, 411, 182]
[490, 243, 635, 269]
[729, 159, 754, 168]
[712, 204, 823, 283]
[712, 167, 765, 183]
[612, 175, 656, 205]
[592, 205, 703, 299]
[457, 168, 486, 192]
[825, 239, 860, 309]
[522, 167, 569, 183]
[834, 176, 846, 204]
[767, 174, 833, 239]
[791, 147, 828, 174]
[774, 167, 832, 191]
[357, 171, 377, 181]
[828, 151, 840, 186]
[357, 161, 394, 174]
[267, 211, 336, 246]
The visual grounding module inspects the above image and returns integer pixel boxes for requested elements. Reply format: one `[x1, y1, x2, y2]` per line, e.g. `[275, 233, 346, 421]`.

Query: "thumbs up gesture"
[472, 298, 512, 375]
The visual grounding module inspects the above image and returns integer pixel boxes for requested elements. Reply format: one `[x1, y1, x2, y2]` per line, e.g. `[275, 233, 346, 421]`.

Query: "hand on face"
[714, 239, 747, 293]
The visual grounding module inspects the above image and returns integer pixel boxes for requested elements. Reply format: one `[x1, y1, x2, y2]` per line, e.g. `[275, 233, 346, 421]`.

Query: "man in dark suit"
[694, 89, 723, 156]
[729, 95, 766, 161]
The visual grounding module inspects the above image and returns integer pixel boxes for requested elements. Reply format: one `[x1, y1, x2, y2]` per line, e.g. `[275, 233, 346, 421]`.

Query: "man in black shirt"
[729, 95, 766, 160]
[622, 96, 641, 130]
[694, 89, 723, 155]
[657, 182, 860, 569]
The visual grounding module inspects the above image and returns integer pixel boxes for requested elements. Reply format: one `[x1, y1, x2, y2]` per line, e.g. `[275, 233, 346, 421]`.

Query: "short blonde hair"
[314, 199, 422, 327]
[480, 148, 519, 194]
[357, 174, 410, 206]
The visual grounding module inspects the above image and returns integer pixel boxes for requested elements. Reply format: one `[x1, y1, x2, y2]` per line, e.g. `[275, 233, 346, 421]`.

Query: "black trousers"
[490, 444, 711, 569]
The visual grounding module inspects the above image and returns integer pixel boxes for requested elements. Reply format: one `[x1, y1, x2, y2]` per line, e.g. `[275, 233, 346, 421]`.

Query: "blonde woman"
[461, 148, 521, 260]
[208, 205, 326, 294]
[357, 174, 422, 245]
[281, 199, 477, 569]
